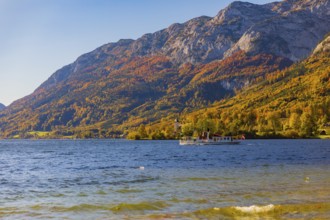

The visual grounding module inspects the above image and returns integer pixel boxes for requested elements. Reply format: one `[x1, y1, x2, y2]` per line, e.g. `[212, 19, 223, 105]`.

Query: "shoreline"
[1, 136, 329, 141]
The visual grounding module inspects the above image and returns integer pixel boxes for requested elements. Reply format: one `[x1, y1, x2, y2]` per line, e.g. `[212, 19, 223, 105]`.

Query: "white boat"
[179, 131, 240, 146]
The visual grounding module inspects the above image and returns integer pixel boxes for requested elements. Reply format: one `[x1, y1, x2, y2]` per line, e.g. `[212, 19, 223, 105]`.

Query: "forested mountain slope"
[166, 43, 330, 139]
[0, 0, 329, 138]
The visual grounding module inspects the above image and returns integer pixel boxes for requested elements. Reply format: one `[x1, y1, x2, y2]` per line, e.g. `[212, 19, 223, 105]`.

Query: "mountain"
[0, 103, 5, 111]
[148, 36, 330, 138]
[0, 0, 329, 138]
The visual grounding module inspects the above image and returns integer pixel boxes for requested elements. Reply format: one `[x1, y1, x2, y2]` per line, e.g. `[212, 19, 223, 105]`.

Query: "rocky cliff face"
[313, 34, 330, 54]
[225, 0, 330, 61]
[0, 103, 5, 111]
[129, 0, 329, 63]
[40, 0, 330, 90]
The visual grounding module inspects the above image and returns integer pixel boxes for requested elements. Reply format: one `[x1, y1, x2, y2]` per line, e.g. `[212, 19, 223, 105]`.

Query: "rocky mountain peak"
[225, 0, 330, 61]
[211, 1, 274, 25]
[40, 0, 330, 90]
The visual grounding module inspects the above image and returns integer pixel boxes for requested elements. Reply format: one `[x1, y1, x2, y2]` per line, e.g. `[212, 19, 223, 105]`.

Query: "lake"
[0, 139, 329, 219]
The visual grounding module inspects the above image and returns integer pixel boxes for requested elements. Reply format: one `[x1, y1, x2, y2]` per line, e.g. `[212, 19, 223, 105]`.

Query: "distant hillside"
[0, 0, 329, 139]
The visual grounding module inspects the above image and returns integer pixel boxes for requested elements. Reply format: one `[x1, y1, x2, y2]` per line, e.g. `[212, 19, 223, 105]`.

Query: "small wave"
[112, 176, 159, 185]
[175, 202, 330, 219]
[47, 201, 169, 213]
[96, 189, 107, 195]
[111, 201, 169, 213]
[116, 188, 144, 194]
[234, 204, 275, 213]
[0, 206, 29, 217]
[51, 193, 65, 197]
[77, 192, 88, 197]
[97, 165, 122, 169]
[51, 204, 103, 212]
[170, 197, 208, 204]
[30, 205, 43, 210]
[41, 150, 55, 153]
[31, 157, 45, 160]
[175, 177, 220, 182]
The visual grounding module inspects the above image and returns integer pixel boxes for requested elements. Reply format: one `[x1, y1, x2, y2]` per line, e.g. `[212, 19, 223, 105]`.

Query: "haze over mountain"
[0, 0, 329, 138]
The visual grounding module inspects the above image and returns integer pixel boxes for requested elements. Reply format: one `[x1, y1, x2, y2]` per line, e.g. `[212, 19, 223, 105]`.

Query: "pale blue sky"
[0, 0, 274, 106]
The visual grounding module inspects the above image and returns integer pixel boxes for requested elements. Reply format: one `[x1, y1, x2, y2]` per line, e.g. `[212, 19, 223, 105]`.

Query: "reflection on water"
[0, 139, 329, 219]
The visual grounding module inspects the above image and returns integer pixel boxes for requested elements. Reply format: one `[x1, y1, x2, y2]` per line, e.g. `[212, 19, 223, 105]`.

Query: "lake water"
[0, 139, 329, 219]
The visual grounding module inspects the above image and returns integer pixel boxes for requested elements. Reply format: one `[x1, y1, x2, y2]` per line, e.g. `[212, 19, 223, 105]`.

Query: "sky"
[0, 0, 274, 106]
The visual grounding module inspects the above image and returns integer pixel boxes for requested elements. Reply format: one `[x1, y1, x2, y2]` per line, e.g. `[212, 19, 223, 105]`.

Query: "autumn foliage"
[0, 50, 328, 139]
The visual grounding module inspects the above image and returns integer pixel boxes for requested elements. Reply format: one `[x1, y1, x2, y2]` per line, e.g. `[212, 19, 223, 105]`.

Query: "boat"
[179, 131, 240, 145]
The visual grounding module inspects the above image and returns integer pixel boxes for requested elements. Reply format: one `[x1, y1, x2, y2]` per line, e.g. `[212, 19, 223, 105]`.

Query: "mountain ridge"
[35, 0, 330, 92]
[36, 0, 330, 92]
[0, 0, 329, 138]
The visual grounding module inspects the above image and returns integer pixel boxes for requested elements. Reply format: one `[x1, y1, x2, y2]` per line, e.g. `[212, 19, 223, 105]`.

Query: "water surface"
[0, 139, 329, 219]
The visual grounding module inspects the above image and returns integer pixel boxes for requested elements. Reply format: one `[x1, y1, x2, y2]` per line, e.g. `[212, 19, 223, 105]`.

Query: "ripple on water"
[116, 188, 144, 194]
[111, 201, 169, 213]
[77, 192, 88, 197]
[95, 189, 107, 195]
[170, 197, 208, 204]
[36, 201, 170, 214]
[111, 176, 160, 185]
[175, 177, 220, 182]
